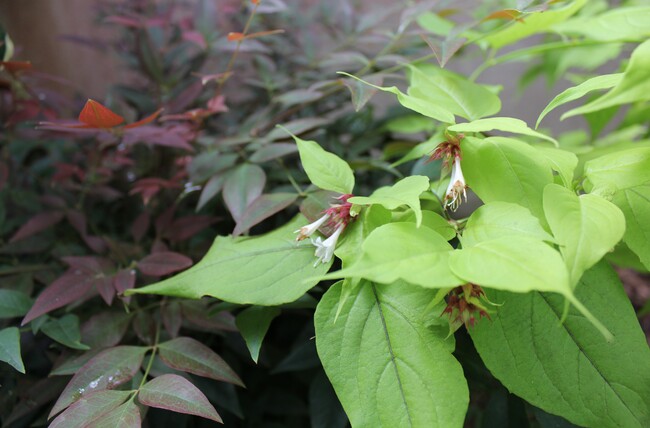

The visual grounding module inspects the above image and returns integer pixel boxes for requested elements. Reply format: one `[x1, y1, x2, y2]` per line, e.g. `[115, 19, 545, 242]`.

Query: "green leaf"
[49, 390, 133, 428]
[90, 400, 141, 428]
[0, 327, 24, 373]
[563, 40, 650, 118]
[396, 210, 456, 241]
[553, 6, 650, 42]
[0, 289, 32, 318]
[583, 147, 650, 193]
[450, 236, 570, 294]
[384, 114, 436, 134]
[314, 281, 468, 428]
[127, 216, 332, 305]
[461, 136, 554, 220]
[448, 117, 558, 146]
[612, 185, 650, 270]
[138, 374, 222, 423]
[534, 146, 578, 187]
[42, 314, 90, 351]
[282, 127, 354, 194]
[461, 202, 554, 248]
[50, 346, 148, 417]
[544, 184, 625, 287]
[348, 175, 430, 227]
[536, 73, 622, 127]
[235, 306, 281, 363]
[338, 72, 456, 124]
[322, 223, 462, 289]
[483, 0, 587, 50]
[470, 262, 650, 428]
[407, 65, 501, 121]
[158, 337, 243, 386]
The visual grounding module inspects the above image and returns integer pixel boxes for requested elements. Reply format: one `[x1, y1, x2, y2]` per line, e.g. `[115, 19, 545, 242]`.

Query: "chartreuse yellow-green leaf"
[338, 72, 456, 123]
[321, 222, 463, 289]
[563, 39, 650, 118]
[460, 202, 553, 248]
[611, 185, 650, 270]
[583, 147, 650, 193]
[543, 184, 625, 287]
[315, 280, 468, 428]
[127, 216, 331, 305]
[449, 236, 611, 339]
[460, 136, 554, 221]
[469, 262, 650, 428]
[347, 175, 430, 227]
[281, 127, 354, 194]
[448, 118, 558, 146]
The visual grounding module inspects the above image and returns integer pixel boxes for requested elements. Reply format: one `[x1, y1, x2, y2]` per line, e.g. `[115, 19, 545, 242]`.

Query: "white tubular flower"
[294, 213, 330, 241]
[311, 223, 345, 266]
[444, 156, 467, 211]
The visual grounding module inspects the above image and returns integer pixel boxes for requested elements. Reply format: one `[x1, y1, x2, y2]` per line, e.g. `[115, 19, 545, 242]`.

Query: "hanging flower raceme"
[428, 133, 468, 212]
[295, 194, 356, 266]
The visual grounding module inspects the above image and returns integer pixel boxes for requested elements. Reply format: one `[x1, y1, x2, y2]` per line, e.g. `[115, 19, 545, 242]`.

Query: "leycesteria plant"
[3, 1, 650, 427]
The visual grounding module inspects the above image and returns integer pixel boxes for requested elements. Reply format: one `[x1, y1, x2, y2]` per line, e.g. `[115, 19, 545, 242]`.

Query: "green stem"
[138, 322, 161, 390]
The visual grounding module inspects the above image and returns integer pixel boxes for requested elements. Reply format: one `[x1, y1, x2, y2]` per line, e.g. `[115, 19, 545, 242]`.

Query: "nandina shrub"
[1, 1, 650, 427]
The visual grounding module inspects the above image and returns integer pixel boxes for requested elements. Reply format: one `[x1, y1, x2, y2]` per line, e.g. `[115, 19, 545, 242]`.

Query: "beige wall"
[0, 0, 121, 98]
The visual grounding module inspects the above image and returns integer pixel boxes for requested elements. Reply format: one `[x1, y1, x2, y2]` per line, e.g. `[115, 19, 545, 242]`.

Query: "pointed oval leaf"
[461, 136, 554, 220]
[563, 39, 650, 118]
[10, 211, 65, 242]
[127, 216, 332, 305]
[50, 346, 148, 417]
[223, 164, 266, 221]
[0, 289, 33, 319]
[78, 99, 125, 128]
[583, 147, 650, 193]
[90, 400, 141, 428]
[536, 73, 622, 127]
[158, 337, 243, 386]
[41, 314, 90, 350]
[315, 281, 468, 427]
[235, 306, 281, 363]
[0, 327, 25, 373]
[612, 185, 650, 270]
[544, 184, 625, 286]
[233, 193, 298, 236]
[470, 262, 650, 428]
[49, 390, 132, 428]
[348, 175, 430, 227]
[461, 202, 554, 248]
[286, 130, 354, 194]
[138, 374, 222, 423]
[450, 236, 570, 294]
[137, 252, 193, 277]
[22, 270, 95, 325]
[449, 117, 558, 145]
[323, 222, 462, 289]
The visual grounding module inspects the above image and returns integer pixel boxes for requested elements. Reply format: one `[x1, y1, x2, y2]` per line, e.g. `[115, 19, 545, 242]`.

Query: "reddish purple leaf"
[10, 211, 65, 242]
[121, 125, 194, 151]
[49, 390, 132, 428]
[181, 301, 238, 332]
[66, 211, 107, 253]
[223, 164, 266, 222]
[61, 256, 113, 274]
[158, 337, 243, 386]
[22, 270, 96, 325]
[95, 277, 115, 305]
[49, 346, 148, 418]
[164, 215, 218, 242]
[137, 374, 222, 423]
[137, 252, 193, 277]
[233, 193, 298, 236]
[151, 239, 170, 253]
[161, 301, 182, 338]
[131, 212, 150, 242]
[89, 400, 141, 428]
[113, 269, 136, 304]
[81, 312, 132, 349]
[154, 206, 175, 235]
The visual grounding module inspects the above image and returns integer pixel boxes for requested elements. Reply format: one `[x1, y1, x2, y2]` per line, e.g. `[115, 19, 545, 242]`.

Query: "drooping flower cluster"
[441, 283, 493, 334]
[428, 133, 468, 211]
[295, 194, 356, 266]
